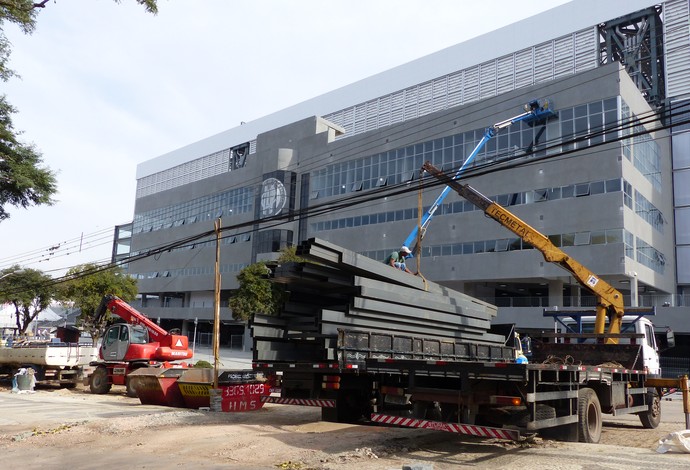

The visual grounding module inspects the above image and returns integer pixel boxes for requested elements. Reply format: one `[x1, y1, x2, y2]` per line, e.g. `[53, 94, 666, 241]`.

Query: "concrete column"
[629, 271, 639, 307]
[548, 280, 564, 307]
[573, 285, 581, 307]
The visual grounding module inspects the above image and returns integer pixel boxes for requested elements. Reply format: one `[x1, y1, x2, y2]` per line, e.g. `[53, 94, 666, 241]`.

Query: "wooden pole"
[213, 218, 221, 389]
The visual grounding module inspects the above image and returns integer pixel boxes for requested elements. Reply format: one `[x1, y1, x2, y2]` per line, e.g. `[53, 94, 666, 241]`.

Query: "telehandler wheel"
[89, 366, 111, 394]
[638, 389, 661, 429]
[577, 388, 602, 443]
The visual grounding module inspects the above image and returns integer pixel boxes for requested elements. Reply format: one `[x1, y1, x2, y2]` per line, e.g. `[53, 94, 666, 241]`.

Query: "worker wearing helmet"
[384, 246, 414, 274]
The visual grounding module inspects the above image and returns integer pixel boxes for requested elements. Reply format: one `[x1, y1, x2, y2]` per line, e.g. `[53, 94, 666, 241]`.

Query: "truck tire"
[578, 388, 602, 443]
[638, 389, 661, 429]
[89, 366, 111, 394]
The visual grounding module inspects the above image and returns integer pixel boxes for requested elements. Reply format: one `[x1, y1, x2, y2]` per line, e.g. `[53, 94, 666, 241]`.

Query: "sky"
[0, 0, 570, 277]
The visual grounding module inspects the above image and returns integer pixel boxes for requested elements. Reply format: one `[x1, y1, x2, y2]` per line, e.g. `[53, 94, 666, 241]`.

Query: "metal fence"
[661, 356, 690, 379]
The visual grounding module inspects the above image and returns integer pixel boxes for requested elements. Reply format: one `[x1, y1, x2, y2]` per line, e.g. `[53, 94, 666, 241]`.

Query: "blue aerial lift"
[402, 99, 556, 254]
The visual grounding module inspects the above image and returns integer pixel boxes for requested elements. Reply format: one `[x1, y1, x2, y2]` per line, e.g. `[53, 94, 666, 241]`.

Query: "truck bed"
[0, 342, 98, 367]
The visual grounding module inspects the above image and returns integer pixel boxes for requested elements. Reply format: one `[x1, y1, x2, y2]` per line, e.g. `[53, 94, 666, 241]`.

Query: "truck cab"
[556, 315, 661, 376]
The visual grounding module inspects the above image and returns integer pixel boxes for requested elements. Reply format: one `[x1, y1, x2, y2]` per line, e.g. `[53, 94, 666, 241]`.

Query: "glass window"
[674, 170, 690, 205]
[590, 181, 605, 195]
[675, 207, 690, 245]
[575, 183, 590, 197]
[590, 231, 606, 245]
[561, 233, 575, 246]
[548, 234, 561, 247]
[574, 232, 591, 246]
[677, 246, 690, 283]
[495, 239, 510, 252]
[606, 229, 623, 244]
[605, 178, 621, 193]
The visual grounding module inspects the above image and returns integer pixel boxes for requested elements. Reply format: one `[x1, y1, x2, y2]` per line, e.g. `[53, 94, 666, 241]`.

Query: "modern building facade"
[120, 0, 690, 340]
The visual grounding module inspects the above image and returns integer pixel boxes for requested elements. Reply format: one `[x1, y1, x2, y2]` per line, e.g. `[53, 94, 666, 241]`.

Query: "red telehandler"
[88, 295, 193, 396]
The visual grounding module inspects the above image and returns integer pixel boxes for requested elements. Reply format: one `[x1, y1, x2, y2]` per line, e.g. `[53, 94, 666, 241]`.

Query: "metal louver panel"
[496, 54, 514, 94]
[366, 101, 378, 132]
[464, 65, 480, 103]
[554, 34, 575, 78]
[341, 107, 354, 136]
[354, 104, 366, 134]
[432, 77, 448, 112]
[574, 27, 597, 73]
[390, 90, 405, 124]
[447, 71, 463, 107]
[514, 48, 534, 88]
[665, 0, 690, 98]
[378, 95, 391, 128]
[534, 41, 554, 83]
[479, 60, 497, 99]
[418, 81, 433, 117]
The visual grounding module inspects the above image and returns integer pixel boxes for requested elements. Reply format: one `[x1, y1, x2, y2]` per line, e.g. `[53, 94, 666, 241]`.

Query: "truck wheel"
[578, 388, 602, 443]
[89, 367, 111, 394]
[638, 389, 661, 429]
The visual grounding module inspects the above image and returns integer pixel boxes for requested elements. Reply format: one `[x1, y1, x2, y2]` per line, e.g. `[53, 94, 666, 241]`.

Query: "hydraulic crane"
[89, 295, 193, 395]
[421, 161, 626, 343]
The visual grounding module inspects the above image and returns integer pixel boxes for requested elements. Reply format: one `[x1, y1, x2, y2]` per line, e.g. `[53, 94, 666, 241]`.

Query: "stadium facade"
[116, 0, 690, 342]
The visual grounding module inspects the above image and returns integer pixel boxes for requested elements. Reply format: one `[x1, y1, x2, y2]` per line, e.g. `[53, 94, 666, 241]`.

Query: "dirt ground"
[1, 382, 689, 470]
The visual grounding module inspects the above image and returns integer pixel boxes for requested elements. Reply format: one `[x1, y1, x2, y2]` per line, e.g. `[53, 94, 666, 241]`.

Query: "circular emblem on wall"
[260, 178, 287, 217]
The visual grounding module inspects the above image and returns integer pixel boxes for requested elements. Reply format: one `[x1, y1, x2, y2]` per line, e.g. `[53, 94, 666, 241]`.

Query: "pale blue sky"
[0, 0, 570, 276]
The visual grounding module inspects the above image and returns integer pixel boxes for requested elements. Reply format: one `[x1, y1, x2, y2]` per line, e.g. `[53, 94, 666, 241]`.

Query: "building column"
[629, 271, 639, 307]
[548, 280, 564, 307]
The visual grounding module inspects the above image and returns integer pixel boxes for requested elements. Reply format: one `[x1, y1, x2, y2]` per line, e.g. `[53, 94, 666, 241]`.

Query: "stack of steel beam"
[251, 238, 505, 362]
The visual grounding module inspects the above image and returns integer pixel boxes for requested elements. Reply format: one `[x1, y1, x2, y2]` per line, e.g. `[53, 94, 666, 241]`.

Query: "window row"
[311, 97, 623, 199]
[621, 101, 662, 191]
[361, 228, 630, 261]
[133, 186, 254, 234]
[131, 263, 248, 280]
[311, 177, 624, 233]
[635, 190, 665, 233]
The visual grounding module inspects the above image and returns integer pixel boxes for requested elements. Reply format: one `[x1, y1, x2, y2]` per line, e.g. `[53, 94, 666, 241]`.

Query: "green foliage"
[0, 0, 157, 221]
[58, 263, 138, 342]
[229, 246, 308, 321]
[0, 264, 57, 334]
[229, 262, 274, 321]
[0, 96, 57, 221]
[193, 360, 212, 369]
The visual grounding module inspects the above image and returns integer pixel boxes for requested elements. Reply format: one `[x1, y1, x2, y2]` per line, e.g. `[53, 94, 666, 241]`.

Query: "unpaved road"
[1, 383, 689, 469]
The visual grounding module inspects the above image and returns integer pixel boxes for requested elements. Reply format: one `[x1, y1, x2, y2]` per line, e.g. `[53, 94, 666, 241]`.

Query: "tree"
[229, 247, 306, 321]
[0, 265, 57, 334]
[0, 0, 158, 221]
[58, 263, 138, 342]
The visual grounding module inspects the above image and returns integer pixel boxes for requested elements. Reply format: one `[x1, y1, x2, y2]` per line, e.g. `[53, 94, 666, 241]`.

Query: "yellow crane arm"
[422, 162, 625, 342]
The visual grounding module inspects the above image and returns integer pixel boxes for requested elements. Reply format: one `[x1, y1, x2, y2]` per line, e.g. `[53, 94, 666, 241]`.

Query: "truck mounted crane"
[88, 295, 193, 395]
[421, 161, 628, 343]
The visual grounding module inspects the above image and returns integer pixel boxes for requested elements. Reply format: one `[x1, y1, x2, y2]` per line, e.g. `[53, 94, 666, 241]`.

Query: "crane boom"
[421, 161, 626, 343]
[403, 99, 556, 254]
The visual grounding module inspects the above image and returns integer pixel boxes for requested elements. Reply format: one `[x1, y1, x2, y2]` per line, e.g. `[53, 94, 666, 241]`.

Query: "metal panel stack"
[251, 238, 507, 363]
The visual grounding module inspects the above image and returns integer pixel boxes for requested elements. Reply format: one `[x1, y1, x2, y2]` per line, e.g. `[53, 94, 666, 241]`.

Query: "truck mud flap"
[260, 396, 336, 408]
[370, 413, 520, 440]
